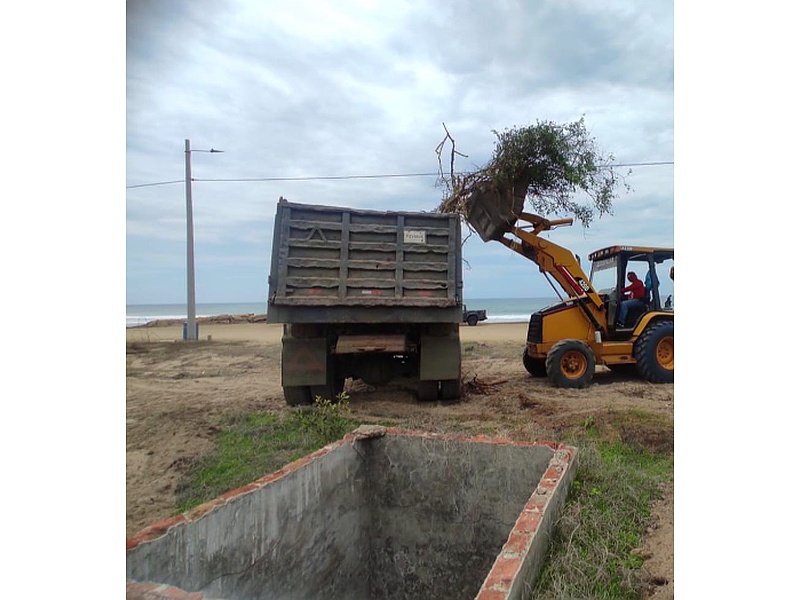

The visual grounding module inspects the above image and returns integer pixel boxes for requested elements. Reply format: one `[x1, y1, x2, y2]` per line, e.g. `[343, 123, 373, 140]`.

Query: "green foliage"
[439, 117, 628, 227]
[533, 440, 672, 599]
[489, 118, 623, 226]
[173, 393, 670, 599]
[291, 392, 353, 445]
[175, 397, 356, 514]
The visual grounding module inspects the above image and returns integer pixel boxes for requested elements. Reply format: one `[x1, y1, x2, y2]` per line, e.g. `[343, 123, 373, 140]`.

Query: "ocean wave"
[127, 315, 184, 327]
[485, 314, 530, 323]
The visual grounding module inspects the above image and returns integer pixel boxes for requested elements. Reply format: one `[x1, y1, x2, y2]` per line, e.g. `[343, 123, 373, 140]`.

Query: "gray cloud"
[126, 0, 673, 304]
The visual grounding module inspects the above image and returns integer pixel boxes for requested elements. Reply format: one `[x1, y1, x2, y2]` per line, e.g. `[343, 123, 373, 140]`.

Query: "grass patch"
[175, 394, 357, 513]
[532, 438, 672, 599]
[173, 398, 671, 599]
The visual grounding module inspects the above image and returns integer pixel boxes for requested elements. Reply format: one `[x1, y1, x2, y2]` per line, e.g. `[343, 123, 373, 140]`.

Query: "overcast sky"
[126, 0, 674, 305]
[6, 3, 799, 590]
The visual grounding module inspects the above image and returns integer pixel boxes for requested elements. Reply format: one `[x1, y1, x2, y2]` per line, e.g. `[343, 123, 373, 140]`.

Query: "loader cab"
[588, 245, 674, 330]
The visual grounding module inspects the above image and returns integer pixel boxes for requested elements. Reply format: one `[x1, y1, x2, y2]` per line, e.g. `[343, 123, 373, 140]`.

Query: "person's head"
[627, 271, 639, 282]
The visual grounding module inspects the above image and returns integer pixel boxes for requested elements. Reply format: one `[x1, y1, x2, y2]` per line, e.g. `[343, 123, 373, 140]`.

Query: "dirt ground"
[126, 322, 673, 599]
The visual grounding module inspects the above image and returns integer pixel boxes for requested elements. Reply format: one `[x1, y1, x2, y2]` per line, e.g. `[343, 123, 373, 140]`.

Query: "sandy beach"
[126, 319, 674, 598]
[126, 321, 530, 344]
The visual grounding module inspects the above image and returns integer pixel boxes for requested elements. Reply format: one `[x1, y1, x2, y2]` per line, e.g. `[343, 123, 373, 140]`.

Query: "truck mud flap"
[281, 338, 327, 387]
[420, 335, 461, 381]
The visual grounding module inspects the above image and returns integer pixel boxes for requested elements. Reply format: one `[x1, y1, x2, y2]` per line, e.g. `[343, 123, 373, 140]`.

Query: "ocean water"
[125, 298, 558, 328]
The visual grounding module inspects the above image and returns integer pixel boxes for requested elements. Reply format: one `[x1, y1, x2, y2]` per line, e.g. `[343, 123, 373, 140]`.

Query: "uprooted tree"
[435, 117, 628, 229]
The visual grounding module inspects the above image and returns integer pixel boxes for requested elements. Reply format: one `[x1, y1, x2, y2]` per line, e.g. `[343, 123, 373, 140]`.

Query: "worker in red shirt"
[616, 271, 647, 328]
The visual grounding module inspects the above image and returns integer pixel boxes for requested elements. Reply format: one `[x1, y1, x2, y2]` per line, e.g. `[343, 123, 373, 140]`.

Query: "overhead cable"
[126, 161, 673, 189]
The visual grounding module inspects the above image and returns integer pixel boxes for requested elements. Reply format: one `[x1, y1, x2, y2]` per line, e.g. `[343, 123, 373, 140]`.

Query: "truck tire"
[310, 377, 346, 403]
[545, 339, 595, 389]
[634, 320, 674, 383]
[284, 386, 312, 406]
[418, 380, 438, 402]
[440, 379, 461, 400]
[522, 349, 547, 377]
[466, 314, 479, 326]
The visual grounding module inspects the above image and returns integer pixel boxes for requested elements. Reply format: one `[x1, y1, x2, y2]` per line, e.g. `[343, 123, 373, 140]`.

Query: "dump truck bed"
[267, 200, 463, 322]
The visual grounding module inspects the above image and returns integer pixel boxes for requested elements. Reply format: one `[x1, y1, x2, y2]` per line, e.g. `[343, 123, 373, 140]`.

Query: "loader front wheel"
[634, 321, 674, 383]
[523, 349, 547, 377]
[545, 339, 595, 388]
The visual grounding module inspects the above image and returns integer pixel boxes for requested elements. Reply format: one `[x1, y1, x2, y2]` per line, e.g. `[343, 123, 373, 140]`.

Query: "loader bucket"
[464, 177, 529, 242]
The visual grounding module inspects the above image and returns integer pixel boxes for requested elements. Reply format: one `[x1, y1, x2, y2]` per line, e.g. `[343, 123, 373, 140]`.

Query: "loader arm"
[497, 213, 609, 331]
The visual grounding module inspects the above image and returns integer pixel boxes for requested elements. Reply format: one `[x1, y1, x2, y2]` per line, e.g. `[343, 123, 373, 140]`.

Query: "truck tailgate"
[268, 200, 462, 308]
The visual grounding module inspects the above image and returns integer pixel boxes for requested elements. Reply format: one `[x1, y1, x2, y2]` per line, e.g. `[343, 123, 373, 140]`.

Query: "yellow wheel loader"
[464, 186, 674, 388]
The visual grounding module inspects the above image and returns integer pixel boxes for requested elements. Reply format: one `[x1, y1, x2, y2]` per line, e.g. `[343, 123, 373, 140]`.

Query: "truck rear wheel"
[545, 339, 595, 388]
[310, 377, 346, 403]
[284, 386, 312, 406]
[522, 349, 547, 377]
[634, 321, 674, 383]
[418, 380, 438, 402]
[440, 379, 461, 400]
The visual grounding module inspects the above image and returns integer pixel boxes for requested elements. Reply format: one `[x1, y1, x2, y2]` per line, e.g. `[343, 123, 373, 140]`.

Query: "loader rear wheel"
[634, 320, 674, 383]
[545, 339, 595, 389]
[284, 386, 312, 406]
[523, 349, 547, 377]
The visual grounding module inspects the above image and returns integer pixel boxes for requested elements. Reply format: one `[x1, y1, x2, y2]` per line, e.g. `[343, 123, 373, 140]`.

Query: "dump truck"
[267, 198, 463, 405]
[462, 183, 674, 388]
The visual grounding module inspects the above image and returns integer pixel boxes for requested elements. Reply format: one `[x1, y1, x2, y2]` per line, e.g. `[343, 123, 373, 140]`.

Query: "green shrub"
[292, 392, 353, 445]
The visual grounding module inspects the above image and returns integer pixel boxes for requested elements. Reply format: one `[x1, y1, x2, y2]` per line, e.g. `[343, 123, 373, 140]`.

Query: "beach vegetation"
[532, 439, 672, 599]
[173, 402, 670, 599]
[436, 117, 629, 228]
[174, 394, 356, 513]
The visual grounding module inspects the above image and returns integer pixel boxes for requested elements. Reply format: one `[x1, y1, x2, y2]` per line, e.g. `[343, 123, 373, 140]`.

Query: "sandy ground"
[126, 321, 673, 598]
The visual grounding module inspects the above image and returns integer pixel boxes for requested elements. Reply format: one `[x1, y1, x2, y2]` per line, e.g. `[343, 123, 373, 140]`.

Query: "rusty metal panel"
[267, 199, 463, 320]
[281, 338, 327, 386]
[334, 335, 407, 354]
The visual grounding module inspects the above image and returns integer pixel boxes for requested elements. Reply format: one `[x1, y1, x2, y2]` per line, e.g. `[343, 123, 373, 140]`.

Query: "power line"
[615, 161, 673, 167]
[195, 172, 441, 183]
[126, 179, 185, 189]
[125, 161, 673, 189]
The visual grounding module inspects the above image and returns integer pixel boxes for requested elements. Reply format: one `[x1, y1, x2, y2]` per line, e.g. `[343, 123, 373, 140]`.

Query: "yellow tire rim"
[656, 336, 674, 370]
[561, 350, 588, 379]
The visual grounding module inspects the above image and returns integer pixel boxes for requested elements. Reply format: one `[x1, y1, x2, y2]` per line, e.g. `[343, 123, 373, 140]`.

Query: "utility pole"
[184, 139, 197, 340]
[184, 139, 223, 341]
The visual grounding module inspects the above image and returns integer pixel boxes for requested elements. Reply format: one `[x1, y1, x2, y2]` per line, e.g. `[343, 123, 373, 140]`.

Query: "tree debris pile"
[463, 375, 507, 396]
[436, 118, 624, 240]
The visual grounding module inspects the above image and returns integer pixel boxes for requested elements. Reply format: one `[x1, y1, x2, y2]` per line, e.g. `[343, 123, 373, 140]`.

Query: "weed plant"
[175, 393, 356, 513]
[532, 438, 672, 599]
[173, 396, 670, 599]
[292, 392, 353, 445]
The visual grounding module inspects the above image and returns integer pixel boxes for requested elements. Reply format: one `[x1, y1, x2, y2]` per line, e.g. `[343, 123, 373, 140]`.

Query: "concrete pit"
[126, 428, 577, 600]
